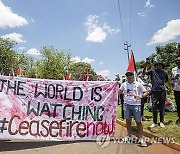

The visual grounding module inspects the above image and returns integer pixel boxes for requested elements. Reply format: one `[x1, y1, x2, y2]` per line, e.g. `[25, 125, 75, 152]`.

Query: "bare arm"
[134, 91, 148, 100]
[119, 89, 124, 95]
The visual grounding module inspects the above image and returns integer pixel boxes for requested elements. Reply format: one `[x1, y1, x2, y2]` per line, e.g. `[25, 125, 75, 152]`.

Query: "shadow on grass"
[164, 120, 173, 125]
[0, 139, 95, 152]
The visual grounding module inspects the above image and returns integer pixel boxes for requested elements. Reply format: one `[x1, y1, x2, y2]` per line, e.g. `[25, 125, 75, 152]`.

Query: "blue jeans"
[123, 103, 141, 122]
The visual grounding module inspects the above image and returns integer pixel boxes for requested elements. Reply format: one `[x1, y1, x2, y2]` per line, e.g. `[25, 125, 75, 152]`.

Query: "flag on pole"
[65, 71, 70, 80]
[17, 66, 23, 76]
[127, 51, 139, 97]
[127, 51, 137, 73]
[82, 73, 86, 81]
[85, 66, 89, 81]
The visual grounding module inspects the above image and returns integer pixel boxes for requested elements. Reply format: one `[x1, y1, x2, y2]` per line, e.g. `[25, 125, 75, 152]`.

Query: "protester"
[143, 61, 168, 128]
[171, 57, 180, 125]
[115, 73, 120, 82]
[119, 70, 148, 147]
[97, 74, 107, 81]
[120, 74, 126, 119]
[137, 71, 148, 121]
[115, 73, 121, 105]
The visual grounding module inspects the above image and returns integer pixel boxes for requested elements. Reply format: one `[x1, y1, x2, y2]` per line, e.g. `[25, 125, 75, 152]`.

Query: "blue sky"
[0, 0, 180, 80]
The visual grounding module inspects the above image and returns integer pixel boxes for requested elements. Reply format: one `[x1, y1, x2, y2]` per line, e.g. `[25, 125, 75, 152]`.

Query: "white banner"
[0, 76, 119, 141]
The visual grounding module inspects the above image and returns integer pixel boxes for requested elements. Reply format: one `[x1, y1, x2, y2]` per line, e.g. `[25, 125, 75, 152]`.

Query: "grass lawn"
[116, 105, 180, 143]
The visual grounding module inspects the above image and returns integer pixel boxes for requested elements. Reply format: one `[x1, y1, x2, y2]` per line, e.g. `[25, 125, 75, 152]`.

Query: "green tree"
[136, 42, 180, 93]
[36, 46, 71, 79]
[69, 62, 96, 80]
[0, 38, 18, 75]
[0, 39, 98, 80]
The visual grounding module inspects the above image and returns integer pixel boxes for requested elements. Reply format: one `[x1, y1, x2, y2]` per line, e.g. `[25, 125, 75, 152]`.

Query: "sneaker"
[123, 135, 132, 142]
[142, 116, 147, 121]
[149, 123, 157, 128]
[159, 122, 165, 128]
[139, 138, 148, 147]
[176, 119, 180, 125]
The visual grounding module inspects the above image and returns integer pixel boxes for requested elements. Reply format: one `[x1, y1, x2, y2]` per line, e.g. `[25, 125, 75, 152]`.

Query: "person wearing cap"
[171, 57, 180, 125]
[143, 60, 168, 128]
[119, 70, 148, 147]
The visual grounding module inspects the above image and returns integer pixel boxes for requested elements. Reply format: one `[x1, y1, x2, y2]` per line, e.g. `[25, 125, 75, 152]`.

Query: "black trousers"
[151, 91, 166, 124]
[120, 94, 124, 118]
[174, 91, 180, 119]
[141, 97, 147, 116]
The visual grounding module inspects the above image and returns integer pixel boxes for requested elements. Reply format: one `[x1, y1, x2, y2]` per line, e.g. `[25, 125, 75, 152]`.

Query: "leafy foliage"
[136, 42, 180, 93]
[69, 62, 96, 80]
[36, 46, 71, 79]
[0, 38, 18, 75]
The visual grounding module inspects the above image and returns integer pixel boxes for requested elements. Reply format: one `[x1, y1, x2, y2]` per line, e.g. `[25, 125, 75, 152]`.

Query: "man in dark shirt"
[143, 61, 168, 128]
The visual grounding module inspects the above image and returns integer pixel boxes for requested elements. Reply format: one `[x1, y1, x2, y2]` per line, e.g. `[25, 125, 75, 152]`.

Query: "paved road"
[0, 123, 179, 154]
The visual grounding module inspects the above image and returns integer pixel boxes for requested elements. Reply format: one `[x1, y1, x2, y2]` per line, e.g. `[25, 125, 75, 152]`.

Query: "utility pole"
[124, 41, 131, 62]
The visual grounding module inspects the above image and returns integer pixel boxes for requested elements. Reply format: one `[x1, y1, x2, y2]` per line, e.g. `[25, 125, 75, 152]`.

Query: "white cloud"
[1, 33, 26, 43]
[145, 0, 155, 8]
[147, 19, 180, 45]
[99, 62, 104, 65]
[27, 48, 41, 55]
[103, 23, 120, 34]
[71, 56, 95, 64]
[0, 1, 28, 28]
[138, 12, 147, 17]
[70, 56, 81, 63]
[84, 14, 120, 43]
[18, 46, 26, 50]
[82, 57, 95, 64]
[86, 27, 107, 43]
[97, 70, 110, 77]
[139, 0, 155, 17]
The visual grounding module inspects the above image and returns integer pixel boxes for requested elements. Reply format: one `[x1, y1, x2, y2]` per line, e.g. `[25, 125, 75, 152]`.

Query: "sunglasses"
[126, 74, 134, 77]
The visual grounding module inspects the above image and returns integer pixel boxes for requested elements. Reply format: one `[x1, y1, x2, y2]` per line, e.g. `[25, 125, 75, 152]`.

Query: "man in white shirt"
[172, 57, 180, 125]
[119, 70, 148, 147]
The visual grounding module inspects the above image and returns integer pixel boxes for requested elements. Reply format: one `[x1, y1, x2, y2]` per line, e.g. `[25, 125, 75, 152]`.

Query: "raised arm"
[143, 57, 151, 75]
[143, 62, 148, 75]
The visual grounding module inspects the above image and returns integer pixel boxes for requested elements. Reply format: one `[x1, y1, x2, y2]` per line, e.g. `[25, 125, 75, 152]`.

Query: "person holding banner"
[115, 73, 121, 105]
[119, 70, 148, 147]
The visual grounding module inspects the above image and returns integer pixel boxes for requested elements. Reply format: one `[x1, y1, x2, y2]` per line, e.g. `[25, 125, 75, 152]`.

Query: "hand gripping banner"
[0, 76, 119, 141]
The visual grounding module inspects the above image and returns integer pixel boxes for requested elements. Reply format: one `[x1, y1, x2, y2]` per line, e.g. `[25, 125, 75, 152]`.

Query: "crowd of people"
[116, 57, 180, 147]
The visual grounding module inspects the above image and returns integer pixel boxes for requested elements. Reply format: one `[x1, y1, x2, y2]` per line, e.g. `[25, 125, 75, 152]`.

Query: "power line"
[117, 0, 125, 43]
[117, 0, 133, 62]
[129, 0, 132, 48]
[117, 0, 133, 46]
[123, 0, 127, 41]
